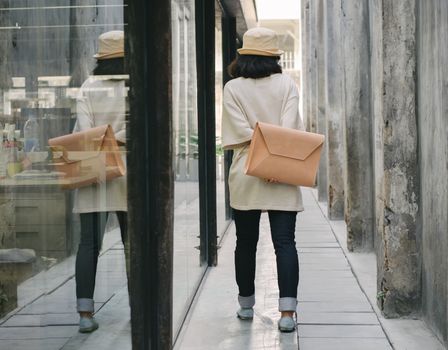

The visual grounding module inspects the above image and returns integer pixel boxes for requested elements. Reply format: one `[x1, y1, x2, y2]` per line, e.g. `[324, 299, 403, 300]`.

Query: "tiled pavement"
[3, 188, 437, 349]
[175, 189, 393, 349]
[0, 229, 129, 350]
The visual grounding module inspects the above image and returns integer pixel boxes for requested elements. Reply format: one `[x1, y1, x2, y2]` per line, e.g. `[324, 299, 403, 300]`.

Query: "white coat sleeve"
[113, 122, 126, 144]
[281, 79, 305, 131]
[74, 91, 94, 132]
[221, 84, 253, 149]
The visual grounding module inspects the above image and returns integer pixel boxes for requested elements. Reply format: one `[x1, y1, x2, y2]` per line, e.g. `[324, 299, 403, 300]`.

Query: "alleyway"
[0, 189, 444, 349]
[176, 189, 443, 349]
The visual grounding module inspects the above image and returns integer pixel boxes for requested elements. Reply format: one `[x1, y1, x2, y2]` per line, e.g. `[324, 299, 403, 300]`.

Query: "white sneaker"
[237, 307, 254, 320]
[278, 316, 296, 332]
[79, 316, 99, 333]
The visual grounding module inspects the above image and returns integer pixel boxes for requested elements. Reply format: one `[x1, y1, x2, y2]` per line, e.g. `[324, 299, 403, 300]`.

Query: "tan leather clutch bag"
[245, 122, 325, 187]
[48, 125, 125, 189]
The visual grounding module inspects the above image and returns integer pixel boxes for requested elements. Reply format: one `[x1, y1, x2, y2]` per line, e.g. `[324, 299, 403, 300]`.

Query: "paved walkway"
[175, 189, 392, 349]
[1, 188, 443, 349]
[0, 229, 130, 350]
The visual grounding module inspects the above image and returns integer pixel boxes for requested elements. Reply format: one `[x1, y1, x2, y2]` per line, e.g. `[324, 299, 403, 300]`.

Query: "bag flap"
[48, 124, 109, 153]
[257, 122, 325, 161]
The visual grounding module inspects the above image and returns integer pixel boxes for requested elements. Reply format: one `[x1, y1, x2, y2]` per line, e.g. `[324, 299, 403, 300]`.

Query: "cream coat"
[222, 73, 304, 211]
[72, 76, 127, 213]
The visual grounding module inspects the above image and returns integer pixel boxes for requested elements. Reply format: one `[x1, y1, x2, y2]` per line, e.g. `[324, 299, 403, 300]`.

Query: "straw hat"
[237, 27, 284, 57]
[93, 30, 124, 60]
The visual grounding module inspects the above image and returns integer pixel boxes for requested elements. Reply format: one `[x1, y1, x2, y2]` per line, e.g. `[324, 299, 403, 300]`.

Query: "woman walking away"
[73, 30, 128, 333]
[221, 27, 304, 333]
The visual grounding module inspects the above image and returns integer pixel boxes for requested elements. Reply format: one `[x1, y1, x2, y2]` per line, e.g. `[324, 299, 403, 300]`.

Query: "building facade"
[0, 0, 257, 348]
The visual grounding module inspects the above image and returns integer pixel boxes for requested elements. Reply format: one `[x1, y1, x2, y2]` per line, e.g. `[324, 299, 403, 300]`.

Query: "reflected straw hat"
[93, 30, 124, 60]
[237, 27, 284, 57]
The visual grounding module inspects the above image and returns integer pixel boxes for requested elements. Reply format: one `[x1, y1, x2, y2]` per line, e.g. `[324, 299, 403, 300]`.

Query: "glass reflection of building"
[0, 0, 255, 347]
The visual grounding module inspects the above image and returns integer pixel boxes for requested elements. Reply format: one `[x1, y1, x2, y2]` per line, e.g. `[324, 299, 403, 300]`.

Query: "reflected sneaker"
[236, 307, 254, 320]
[79, 316, 99, 333]
[278, 316, 296, 332]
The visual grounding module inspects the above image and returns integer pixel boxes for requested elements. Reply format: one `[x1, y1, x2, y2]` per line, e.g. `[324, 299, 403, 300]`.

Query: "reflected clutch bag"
[245, 122, 325, 187]
[48, 124, 125, 190]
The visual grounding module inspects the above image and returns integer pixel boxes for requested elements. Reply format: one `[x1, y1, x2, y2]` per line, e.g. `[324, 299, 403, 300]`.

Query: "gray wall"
[418, 0, 448, 344]
[3, 0, 123, 90]
[302, 0, 448, 345]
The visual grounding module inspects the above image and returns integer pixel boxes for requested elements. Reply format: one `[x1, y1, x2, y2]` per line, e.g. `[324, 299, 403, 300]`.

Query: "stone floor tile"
[297, 301, 373, 313]
[298, 337, 392, 350]
[0, 325, 78, 339]
[2, 313, 78, 327]
[0, 338, 70, 350]
[298, 324, 385, 338]
[298, 312, 378, 325]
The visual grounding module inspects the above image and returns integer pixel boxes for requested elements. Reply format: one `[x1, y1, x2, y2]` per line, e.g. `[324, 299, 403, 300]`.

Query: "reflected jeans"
[234, 209, 298, 312]
[76, 211, 127, 313]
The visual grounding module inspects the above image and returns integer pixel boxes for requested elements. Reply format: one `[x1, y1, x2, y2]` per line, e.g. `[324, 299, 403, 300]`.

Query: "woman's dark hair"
[93, 57, 126, 75]
[228, 54, 282, 79]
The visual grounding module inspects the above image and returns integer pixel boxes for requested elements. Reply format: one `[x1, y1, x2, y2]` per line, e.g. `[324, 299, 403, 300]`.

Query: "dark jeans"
[75, 211, 127, 312]
[234, 209, 299, 308]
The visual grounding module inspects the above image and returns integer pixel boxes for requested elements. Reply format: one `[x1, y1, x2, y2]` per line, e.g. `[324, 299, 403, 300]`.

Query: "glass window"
[0, 2, 130, 348]
[215, 10, 230, 238]
[171, 0, 205, 336]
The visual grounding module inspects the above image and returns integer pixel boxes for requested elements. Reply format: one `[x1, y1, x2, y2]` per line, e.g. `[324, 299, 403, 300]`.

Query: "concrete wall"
[418, 0, 448, 345]
[302, 0, 448, 342]
[340, 0, 374, 252]
[316, 0, 327, 202]
[308, 0, 317, 133]
[323, 0, 344, 219]
[300, 0, 310, 132]
[6, 0, 123, 89]
[377, 0, 420, 318]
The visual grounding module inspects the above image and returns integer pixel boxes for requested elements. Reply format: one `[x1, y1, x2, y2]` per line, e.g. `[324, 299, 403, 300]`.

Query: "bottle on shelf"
[23, 113, 40, 152]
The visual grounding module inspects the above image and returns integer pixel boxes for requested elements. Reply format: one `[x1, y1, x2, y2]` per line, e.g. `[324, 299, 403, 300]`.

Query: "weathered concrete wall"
[69, 0, 124, 86]
[308, 0, 317, 134]
[375, 0, 421, 318]
[6, 0, 123, 89]
[369, 0, 383, 255]
[418, 0, 448, 344]
[323, 0, 344, 219]
[302, 0, 448, 338]
[9, 1, 71, 91]
[341, 0, 374, 252]
[316, 0, 327, 202]
[300, 0, 310, 131]
[0, 0, 11, 90]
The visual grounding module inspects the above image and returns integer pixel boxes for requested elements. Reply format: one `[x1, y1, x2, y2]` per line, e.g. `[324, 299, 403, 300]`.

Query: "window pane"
[0, 2, 130, 348]
[171, 0, 205, 336]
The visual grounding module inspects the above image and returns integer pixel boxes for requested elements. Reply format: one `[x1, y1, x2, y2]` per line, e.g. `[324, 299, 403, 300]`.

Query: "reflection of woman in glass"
[73, 31, 128, 333]
[222, 27, 304, 332]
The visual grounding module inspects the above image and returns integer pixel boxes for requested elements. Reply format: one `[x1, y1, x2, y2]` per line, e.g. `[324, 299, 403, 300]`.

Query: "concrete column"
[341, 0, 374, 251]
[316, 0, 327, 202]
[300, 0, 309, 129]
[308, 0, 318, 134]
[369, 0, 383, 258]
[418, 0, 448, 339]
[375, 0, 421, 317]
[323, 0, 345, 219]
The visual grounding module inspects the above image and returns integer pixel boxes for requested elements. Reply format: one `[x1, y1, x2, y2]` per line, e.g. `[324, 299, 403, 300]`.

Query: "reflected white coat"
[73, 76, 127, 213]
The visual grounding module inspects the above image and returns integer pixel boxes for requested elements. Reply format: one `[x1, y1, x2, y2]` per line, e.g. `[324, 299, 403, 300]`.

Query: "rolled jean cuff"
[238, 294, 255, 308]
[77, 298, 94, 312]
[279, 297, 297, 312]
